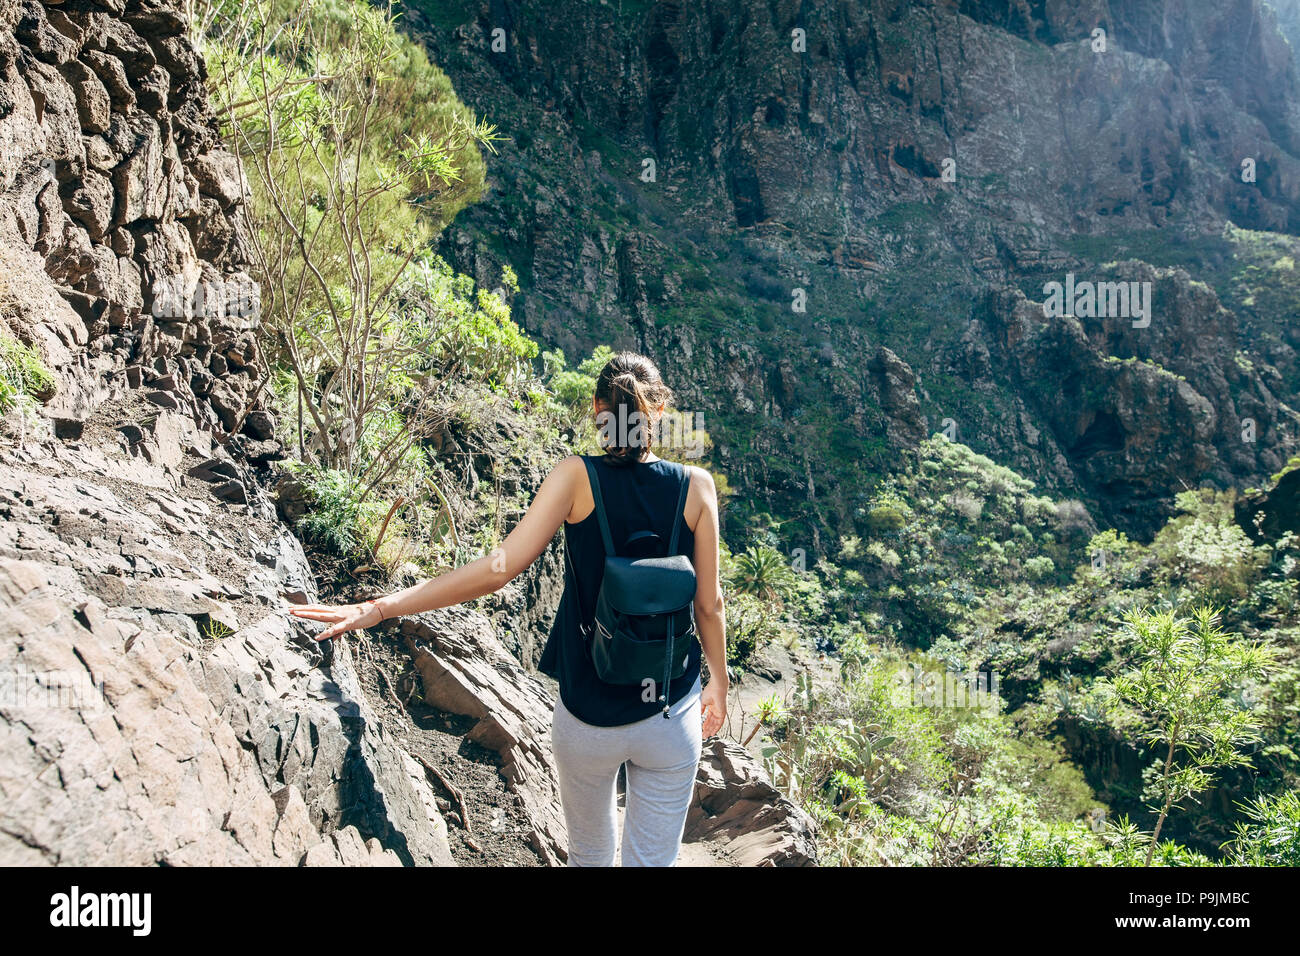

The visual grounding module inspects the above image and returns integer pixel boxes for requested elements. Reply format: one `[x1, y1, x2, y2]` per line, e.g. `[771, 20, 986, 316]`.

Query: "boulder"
[401, 610, 568, 865]
[685, 738, 819, 867]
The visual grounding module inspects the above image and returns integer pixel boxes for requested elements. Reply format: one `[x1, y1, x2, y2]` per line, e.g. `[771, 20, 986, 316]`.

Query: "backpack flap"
[600, 554, 696, 615]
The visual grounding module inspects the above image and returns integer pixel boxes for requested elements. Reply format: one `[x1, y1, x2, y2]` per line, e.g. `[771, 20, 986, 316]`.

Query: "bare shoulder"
[683, 463, 717, 502]
[544, 454, 587, 496]
[550, 453, 586, 480]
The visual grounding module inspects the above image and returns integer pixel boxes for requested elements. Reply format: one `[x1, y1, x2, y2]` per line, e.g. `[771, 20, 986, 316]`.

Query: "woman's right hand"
[700, 679, 727, 739]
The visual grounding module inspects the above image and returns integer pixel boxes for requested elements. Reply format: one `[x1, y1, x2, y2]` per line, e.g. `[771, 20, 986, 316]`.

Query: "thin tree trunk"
[371, 495, 405, 562]
[1145, 728, 1179, 866]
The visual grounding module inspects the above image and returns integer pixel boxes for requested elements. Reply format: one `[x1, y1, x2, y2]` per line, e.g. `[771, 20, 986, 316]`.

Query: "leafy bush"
[723, 591, 776, 669]
[1223, 791, 1300, 866]
[1150, 490, 1266, 602]
[288, 464, 376, 556]
[0, 332, 55, 413]
[197, 0, 501, 473]
[1023, 555, 1055, 580]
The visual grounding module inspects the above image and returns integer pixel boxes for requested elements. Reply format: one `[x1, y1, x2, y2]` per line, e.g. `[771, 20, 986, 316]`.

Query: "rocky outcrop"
[0, 395, 447, 864]
[974, 263, 1299, 534]
[686, 738, 818, 867]
[868, 346, 927, 449]
[399, 610, 567, 865]
[0, 0, 274, 460]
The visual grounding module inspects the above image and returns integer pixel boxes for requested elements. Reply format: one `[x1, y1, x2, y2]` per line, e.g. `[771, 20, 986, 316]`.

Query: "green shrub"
[1223, 791, 1300, 866]
[1023, 555, 1055, 580]
[1103, 605, 1279, 865]
[0, 333, 55, 412]
[1150, 490, 1267, 602]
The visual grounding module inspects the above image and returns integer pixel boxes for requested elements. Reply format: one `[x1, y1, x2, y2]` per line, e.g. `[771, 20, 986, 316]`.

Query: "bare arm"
[690, 466, 728, 708]
[372, 455, 583, 618]
[293, 456, 582, 639]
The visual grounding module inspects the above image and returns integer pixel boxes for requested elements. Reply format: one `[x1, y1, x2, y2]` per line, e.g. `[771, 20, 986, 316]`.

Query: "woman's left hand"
[288, 601, 381, 642]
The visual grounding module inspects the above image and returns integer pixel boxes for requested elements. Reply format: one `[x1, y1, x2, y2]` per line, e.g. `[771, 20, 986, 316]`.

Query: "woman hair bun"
[593, 352, 674, 463]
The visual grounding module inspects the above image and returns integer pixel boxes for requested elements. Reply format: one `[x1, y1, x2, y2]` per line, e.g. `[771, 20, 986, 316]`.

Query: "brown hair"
[593, 351, 674, 464]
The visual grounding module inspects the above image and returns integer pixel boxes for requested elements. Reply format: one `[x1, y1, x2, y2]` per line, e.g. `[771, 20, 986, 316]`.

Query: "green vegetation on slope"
[194, 0, 563, 582]
[726, 435, 1299, 864]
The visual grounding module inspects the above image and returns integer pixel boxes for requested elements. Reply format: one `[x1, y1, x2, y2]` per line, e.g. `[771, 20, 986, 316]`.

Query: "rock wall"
[413, 0, 1300, 540]
[0, 396, 449, 865]
[1236, 458, 1300, 544]
[435, 0, 1300, 238]
[0, 0, 450, 868]
[0, 0, 273, 460]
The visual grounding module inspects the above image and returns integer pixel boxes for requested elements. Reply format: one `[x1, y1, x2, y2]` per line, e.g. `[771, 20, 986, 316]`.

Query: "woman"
[290, 351, 728, 866]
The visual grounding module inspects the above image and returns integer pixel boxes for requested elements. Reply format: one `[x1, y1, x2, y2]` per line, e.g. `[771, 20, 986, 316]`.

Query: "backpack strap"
[562, 530, 593, 638]
[668, 463, 691, 554]
[582, 455, 615, 556]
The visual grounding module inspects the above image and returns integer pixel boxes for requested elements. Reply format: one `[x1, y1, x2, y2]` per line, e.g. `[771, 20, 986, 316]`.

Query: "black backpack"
[566, 455, 697, 718]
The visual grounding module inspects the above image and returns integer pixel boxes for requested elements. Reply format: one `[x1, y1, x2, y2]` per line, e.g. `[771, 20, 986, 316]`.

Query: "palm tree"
[729, 544, 796, 607]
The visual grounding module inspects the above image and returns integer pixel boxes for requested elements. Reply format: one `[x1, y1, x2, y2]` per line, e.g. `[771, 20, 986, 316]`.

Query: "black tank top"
[538, 453, 702, 726]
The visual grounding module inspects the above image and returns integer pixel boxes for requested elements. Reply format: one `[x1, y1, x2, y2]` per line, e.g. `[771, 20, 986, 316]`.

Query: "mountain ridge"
[406, 0, 1300, 541]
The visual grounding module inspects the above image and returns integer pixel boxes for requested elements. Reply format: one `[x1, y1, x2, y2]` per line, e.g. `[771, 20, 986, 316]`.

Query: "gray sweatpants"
[550, 677, 703, 866]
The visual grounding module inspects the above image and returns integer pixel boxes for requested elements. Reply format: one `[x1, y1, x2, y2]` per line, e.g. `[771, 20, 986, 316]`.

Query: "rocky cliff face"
[410, 0, 1300, 538]
[969, 262, 1296, 531]
[0, 392, 444, 864]
[1, 0, 272, 458]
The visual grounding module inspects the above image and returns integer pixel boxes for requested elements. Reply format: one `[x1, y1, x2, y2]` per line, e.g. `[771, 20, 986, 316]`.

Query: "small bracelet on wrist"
[364, 599, 387, 622]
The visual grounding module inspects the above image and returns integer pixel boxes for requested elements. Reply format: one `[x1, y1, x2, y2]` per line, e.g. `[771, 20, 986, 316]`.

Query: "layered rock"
[0, 0, 272, 457]
[0, 395, 447, 864]
[399, 610, 568, 865]
[0, 2, 452, 866]
[687, 739, 818, 867]
[969, 263, 1299, 533]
